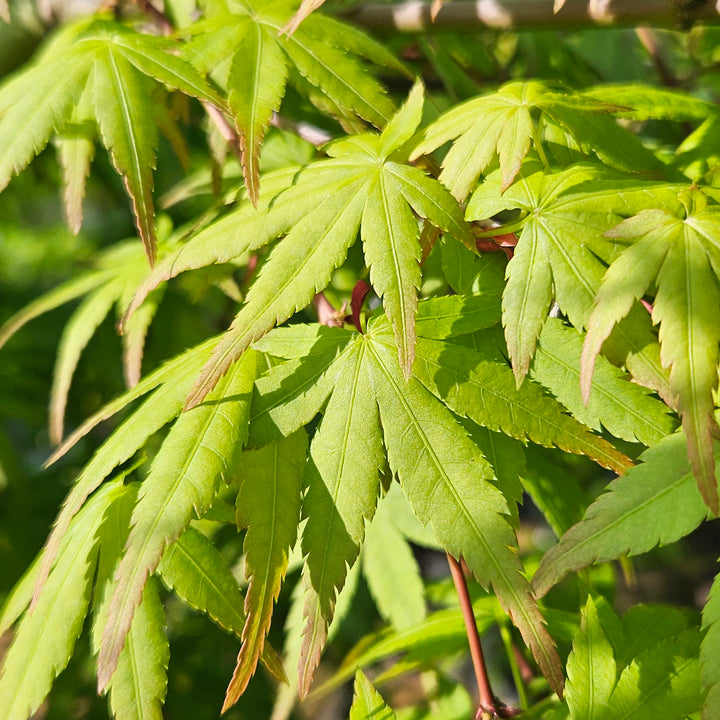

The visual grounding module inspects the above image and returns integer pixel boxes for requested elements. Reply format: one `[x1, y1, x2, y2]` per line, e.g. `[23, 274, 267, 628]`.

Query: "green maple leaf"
[250, 294, 636, 695]
[597, 629, 703, 720]
[581, 187, 720, 513]
[129, 83, 473, 408]
[466, 161, 673, 393]
[0, 18, 225, 264]
[183, 0, 405, 203]
[411, 80, 659, 201]
[565, 596, 616, 720]
[531, 319, 677, 447]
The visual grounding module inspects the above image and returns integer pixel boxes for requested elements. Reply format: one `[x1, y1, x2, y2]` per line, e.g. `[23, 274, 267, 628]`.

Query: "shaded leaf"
[158, 526, 286, 682]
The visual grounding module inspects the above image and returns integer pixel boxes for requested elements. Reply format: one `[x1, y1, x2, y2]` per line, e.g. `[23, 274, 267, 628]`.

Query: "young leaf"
[565, 596, 616, 720]
[411, 80, 653, 201]
[0, 43, 92, 192]
[533, 432, 713, 597]
[184, 0, 397, 199]
[223, 431, 306, 708]
[0, 480, 123, 720]
[348, 669, 397, 720]
[582, 192, 720, 513]
[467, 164, 676, 388]
[97, 350, 259, 691]
[299, 341, 384, 696]
[0, 18, 226, 263]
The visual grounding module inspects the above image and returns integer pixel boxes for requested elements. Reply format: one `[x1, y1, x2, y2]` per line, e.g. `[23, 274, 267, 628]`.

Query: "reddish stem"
[350, 280, 371, 333]
[447, 554, 496, 716]
[447, 554, 520, 719]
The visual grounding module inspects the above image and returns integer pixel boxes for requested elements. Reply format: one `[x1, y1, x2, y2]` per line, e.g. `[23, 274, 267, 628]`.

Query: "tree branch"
[342, 0, 720, 33]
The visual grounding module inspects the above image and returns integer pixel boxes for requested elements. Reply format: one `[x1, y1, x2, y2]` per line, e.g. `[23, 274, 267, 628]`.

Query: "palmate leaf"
[533, 432, 713, 598]
[184, 0, 401, 199]
[180, 84, 473, 407]
[410, 80, 657, 201]
[96, 350, 259, 691]
[0, 479, 127, 720]
[251, 298, 579, 695]
[467, 162, 674, 393]
[582, 189, 720, 512]
[0, 18, 225, 263]
[223, 431, 306, 709]
[364, 335, 564, 696]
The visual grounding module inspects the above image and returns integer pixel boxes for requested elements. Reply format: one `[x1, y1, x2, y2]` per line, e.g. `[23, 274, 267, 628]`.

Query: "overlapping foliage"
[0, 2, 719, 719]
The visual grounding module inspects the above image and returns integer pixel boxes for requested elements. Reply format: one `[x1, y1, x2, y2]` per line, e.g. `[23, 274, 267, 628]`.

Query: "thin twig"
[131, 0, 173, 33]
[341, 0, 720, 33]
[635, 26, 678, 87]
[447, 554, 506, 719]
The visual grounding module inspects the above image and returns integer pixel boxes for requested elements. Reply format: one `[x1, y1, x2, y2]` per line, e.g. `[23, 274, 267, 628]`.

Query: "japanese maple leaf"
[184, 0, 407, 202]
[410, 79, 659, 201]
[582, 187, 720, 514]
[0, 18, 226, 264]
